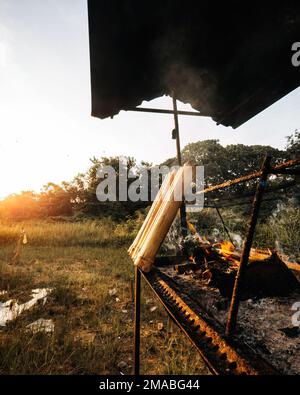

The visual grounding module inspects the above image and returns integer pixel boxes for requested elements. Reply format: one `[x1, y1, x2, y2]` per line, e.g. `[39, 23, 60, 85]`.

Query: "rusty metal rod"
[127, 107, 207, 116]
[270, 157, 300, 170]
[206, 194, 300, 209]
[133, 265, 141, 375]
[208, 179, 297, 203]
[196, 157, 300, 196]
[225, 155, 272, 337]
[199, 171, 261, 194]
[272, 168, 300, 175]
[205, 179, 298, 208]
[213, 202, 235, 247]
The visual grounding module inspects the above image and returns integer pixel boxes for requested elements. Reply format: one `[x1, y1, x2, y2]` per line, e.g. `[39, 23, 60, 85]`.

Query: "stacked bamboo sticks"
[128, 165, 189, 272]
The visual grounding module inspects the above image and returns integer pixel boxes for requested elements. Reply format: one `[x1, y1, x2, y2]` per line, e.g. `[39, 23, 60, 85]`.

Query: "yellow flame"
[219, 240, 235, 255]
[249, 248, 271, 261]
[187, 222, 197, 235]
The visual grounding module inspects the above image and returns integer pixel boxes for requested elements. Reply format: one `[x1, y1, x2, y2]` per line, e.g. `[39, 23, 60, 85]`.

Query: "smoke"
[161, 218, 244, 255]
[151, 27, 220, 115]
[162, 61, 218, 114]
[230, 233, 243, 250]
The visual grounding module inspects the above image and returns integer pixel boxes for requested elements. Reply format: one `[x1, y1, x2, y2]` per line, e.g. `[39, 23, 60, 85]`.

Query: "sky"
[0, 0, 299, 198]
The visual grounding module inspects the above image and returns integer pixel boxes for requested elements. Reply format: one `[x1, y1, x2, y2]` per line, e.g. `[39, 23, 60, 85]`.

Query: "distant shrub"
[0, 218, 131, 247]
[268, 203, 300, 259]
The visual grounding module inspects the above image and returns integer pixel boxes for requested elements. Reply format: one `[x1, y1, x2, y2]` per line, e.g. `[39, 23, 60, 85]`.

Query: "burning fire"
[249, 248, 272, 261]
[215, 240, 240, 266]
[186, 221, 272, 266]
[218, 240, 235, 255]
[215, 240, 272, 266]
[189, 255, 196, 263]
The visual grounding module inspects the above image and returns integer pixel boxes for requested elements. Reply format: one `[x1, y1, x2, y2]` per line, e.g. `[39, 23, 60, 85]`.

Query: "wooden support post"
[133, 265, 141, 375]
[172, 96, 187, 237]
[225, 155, 272, 337]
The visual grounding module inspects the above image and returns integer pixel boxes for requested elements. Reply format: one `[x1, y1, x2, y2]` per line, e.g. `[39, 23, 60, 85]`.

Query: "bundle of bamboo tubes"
[128, 165, 189, 272]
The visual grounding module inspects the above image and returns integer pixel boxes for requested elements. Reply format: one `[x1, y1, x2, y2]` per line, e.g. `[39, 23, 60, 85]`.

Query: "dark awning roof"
[88, 1, 300, 128]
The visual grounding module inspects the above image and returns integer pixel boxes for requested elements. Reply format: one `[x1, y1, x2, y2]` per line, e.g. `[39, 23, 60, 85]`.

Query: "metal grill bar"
[141, 269, 280, 375]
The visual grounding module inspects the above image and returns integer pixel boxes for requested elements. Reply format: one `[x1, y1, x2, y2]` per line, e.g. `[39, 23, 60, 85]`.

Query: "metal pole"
[172, 97, 182, 167]
[133, 265, 141, 375]
[225, 155, 271, 337]
[213, 201, 235, 247]
[172, 96, 188, 237]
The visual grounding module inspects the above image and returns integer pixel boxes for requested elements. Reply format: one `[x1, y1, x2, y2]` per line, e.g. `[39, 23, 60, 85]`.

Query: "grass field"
[1, 202, 298, 375]
[0, 220, 209, 375]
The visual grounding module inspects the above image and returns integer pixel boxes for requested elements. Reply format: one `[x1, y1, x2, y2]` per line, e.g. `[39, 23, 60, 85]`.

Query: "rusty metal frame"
[133, 265, 141, 375]
[133, 155, 300, 375]
[135, 267, 279, 375]
[225, 155, 271, 337]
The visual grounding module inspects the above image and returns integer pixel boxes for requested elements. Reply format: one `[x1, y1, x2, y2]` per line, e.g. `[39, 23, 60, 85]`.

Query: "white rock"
[0, 288, 52, 327]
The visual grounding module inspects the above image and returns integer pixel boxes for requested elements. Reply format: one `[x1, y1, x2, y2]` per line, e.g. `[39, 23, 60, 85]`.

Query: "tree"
[286, 129, 300, 158]
[0, 139, 296, 221]
[66, 156, 150, 219]
[0, 191, 41, 220]
[39, 183, 73, 217]
[163, 139, 287, 193]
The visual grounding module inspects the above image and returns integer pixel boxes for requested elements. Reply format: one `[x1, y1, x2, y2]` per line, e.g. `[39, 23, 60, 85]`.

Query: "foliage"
[0, 133, 298, 221]
[286, 129, 300, 158]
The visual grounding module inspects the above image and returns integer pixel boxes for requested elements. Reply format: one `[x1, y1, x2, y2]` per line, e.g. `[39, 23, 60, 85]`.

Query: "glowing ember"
[189, 255, 196, 264]
[214, 240, 272, 266]
[249, 248, 272, 262]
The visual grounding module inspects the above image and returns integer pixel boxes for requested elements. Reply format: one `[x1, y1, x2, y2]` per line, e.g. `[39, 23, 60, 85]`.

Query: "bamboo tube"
[128, 172, 171, 257]
[130, 169, 176, 260]
[134, 168, 184, 271]
[128, 171, 171, 256]
[134, 165, 189, 272]
[128, 171, 172, 256]
[128, 169, 176, 259]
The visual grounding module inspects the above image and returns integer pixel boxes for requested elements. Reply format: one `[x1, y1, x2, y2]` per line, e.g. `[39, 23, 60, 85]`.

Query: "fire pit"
[153, 251, 300, 375]
[129, 157, 300, 375]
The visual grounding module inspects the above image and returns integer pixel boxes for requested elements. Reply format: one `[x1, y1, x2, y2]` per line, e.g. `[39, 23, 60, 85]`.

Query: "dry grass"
[0, 220, 209, 375]
[0, 219, 132, 247]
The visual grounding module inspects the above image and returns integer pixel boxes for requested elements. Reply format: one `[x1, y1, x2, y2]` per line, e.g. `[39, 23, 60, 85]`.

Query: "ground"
[0, 232, 210, 375]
